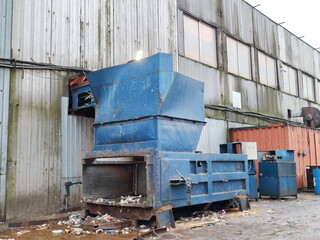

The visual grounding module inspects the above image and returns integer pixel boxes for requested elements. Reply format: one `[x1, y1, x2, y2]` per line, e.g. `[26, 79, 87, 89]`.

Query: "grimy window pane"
[266, 55, 277, 87]
[302, 74, 308, 98]
[238, 41, 251, 79]
[199, 23, 217, 67]
[307, 76, 315, 101]
[258, 51, 268, 85]
[184, 16, 200, 61]
[288, 67, 297, 95]
[227, 37, 238, 75]
[302, 74, 314, 100]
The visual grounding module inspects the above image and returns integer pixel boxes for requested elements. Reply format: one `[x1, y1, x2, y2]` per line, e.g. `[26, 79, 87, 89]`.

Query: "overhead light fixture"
[135, 50, 143, 61]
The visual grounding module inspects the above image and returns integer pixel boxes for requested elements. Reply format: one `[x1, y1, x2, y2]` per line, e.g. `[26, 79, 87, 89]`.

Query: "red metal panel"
[230, 124, 320, 188]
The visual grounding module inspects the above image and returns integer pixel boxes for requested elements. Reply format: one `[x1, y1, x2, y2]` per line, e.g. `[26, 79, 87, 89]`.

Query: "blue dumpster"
[314, 169, 320, 195]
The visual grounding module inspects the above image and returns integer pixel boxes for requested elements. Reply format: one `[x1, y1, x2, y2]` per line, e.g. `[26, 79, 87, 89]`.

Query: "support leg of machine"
[156, 206, 175, 228]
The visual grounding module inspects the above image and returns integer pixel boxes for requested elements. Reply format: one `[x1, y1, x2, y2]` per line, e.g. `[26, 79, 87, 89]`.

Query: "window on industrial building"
[317, 79, 320, 103]
[183, 15, 217, 67]
[281, 64, 298, 95]
[258, 51, 277, 87]
[227, 37, 251, 79]
[302, 73, 315, 101]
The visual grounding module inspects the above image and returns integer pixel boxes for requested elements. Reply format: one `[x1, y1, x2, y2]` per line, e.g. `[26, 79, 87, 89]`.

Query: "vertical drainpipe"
[0, 0, 13, 222]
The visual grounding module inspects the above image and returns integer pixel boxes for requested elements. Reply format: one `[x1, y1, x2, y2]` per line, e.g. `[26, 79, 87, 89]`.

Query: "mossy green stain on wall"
[6, 70, 18, 218]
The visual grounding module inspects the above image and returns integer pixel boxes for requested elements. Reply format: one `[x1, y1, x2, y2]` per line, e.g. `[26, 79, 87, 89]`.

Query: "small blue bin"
[314, 169, 320, 195]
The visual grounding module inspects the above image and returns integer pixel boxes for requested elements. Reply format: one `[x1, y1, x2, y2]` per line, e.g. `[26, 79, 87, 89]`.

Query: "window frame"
[301, 72, 315, 101]
[226, 36, 252, 80]
[183, 14, 217, 68]
[281, 63, 298, 96]
[257, 51, 278, 88]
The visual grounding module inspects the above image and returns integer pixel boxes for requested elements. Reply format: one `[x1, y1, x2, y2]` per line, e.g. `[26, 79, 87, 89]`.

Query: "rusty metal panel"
[197, 118, 227, 154]
[252, 10, 279, 57]
[0, 0, 12, 222]
[177, 0, 218, 26]
[231, 124, 320, 188]
[61, 97, 94, 211]
[221, 0, 253, 44]
[178, 56, 221, 105]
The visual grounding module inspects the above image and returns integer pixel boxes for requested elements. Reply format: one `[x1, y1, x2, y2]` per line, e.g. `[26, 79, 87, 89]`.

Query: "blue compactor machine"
[82, 53, 249, 227]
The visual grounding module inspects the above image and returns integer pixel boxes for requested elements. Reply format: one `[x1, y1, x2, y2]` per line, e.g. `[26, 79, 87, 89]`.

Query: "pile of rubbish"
[89, 195, 144, 205]
[51, 212, 152, 236]
[176, 210, 228, 228]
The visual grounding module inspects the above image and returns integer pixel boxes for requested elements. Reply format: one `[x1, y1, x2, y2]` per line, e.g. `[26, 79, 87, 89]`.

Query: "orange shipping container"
[230, 124, 320, 189]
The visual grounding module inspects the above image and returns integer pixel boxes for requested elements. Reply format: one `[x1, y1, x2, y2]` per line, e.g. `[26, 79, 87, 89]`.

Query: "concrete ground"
[0, 192, 319, 240]
[162, 192, 320, 240]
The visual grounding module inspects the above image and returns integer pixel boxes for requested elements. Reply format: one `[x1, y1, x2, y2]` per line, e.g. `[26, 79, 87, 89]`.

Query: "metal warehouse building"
[1, 0, 320, 222]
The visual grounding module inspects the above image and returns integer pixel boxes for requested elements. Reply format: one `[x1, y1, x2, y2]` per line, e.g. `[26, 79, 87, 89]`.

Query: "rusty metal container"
[230, 124, 320, 189]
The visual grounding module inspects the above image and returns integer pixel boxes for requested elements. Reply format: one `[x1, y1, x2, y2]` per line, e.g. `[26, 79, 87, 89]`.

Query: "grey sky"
[245, 0, 320, 49]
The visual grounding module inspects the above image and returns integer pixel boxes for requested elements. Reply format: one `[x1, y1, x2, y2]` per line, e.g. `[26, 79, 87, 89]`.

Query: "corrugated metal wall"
[61, 98, 94, 212]
[197, 118, 227, 153]
[3, 0, 320, 221]
[230, 124, 320, 188]
[5, 0, 179, 220]
[0, 0, 12, 222]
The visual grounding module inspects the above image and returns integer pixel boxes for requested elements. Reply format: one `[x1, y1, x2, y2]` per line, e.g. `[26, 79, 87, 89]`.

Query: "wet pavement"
[0, 192, 319, 240]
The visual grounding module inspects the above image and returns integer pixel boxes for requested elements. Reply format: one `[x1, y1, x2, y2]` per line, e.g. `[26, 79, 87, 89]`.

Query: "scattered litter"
[219, 210, 226, 215]
[267, 210, 274, 214]
[207, 223, 215, 226]
[36, 223, 49, 230]
[16, 230, 30, 235]
[96, 229, 104, 233]
[0, 238, 15, 240]
[120, 195, 142, 204]
[52, 229, 64, 234]
[94, 198, 115, 204]
[140, 228, 150, 233]
[140, 224, 147, 229]
[71, 227, 83, 235]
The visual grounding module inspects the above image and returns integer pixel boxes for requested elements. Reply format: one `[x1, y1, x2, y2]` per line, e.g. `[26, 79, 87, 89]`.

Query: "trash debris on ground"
[16, 230, 30, 235]
[51, 229, 64, 234]
[267, 210, 274, 214]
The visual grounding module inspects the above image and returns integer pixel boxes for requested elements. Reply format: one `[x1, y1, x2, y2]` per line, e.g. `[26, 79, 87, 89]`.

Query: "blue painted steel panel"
[314, 169, 320, 195]
[94, 117, 205, 152]
[259, 152, 297, 198]
[86, 53, 205, 152]
[249, 175, 258, 199]
[86, 53, 205, 123]
[83, 151, 248, 209]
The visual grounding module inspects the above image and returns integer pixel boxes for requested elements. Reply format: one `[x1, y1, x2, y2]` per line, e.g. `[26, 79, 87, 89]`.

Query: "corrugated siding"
[253, 11, 279, 57]
[179, 56, 221, 105]
[177, 0, 218, 26]
[6, 70, 67, 220]
[0, 0, 12, 221]
[221, 0, 253, 44]
[7, 0, 179, 220]
[231, 124, 320, 188]
[197, 118, 227, 153]
[11, 0, 178, 70]
[61, 98, 94, 211]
